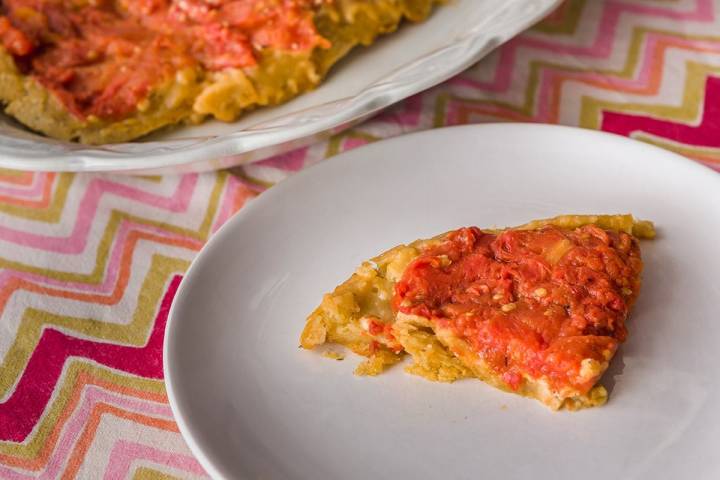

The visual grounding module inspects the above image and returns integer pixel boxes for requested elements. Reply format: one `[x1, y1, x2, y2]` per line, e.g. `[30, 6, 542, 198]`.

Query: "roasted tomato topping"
[394, 225, 643, 393]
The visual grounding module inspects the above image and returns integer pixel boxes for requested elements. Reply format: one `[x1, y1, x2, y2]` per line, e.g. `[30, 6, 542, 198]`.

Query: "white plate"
[164, 124, 720, 480]
[0, 0, 560, 174]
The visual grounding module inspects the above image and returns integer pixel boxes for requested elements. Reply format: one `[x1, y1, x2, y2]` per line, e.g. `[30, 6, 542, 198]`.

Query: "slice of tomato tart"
[300, 214, 655, 410]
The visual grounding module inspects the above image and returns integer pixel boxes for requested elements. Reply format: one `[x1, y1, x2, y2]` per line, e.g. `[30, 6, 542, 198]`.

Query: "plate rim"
[0, 0, 562, 173]
[163, 123, 720, 479]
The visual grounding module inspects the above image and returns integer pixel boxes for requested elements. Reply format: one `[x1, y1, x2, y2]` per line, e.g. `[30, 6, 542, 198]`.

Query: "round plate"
[0, 0, 560, 173]
[164, 124, 720, 479]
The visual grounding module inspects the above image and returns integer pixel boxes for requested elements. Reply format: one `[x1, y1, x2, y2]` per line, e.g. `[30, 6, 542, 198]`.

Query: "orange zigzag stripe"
[0, 170, 35, 187]
[0, 173, 54, 208]
[0, 228, 199, 309]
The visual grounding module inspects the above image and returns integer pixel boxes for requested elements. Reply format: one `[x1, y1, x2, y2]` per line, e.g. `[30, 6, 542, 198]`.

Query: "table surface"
[1, 1, 719, 478]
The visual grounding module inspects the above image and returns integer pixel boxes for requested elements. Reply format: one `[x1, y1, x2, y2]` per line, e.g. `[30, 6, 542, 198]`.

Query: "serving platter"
[0, 0, 561, 173]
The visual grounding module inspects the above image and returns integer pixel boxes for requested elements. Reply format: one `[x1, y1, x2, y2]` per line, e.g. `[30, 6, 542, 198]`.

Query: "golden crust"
[300, 214, 655, 410]
[0, 0, 443, 144]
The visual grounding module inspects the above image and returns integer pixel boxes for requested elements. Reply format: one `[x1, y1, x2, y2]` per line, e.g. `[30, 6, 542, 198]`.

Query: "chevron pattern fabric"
[1, 0, 719, 477]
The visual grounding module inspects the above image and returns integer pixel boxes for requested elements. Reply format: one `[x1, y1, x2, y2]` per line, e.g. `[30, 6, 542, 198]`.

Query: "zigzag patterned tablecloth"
[2, 0, 719, 478]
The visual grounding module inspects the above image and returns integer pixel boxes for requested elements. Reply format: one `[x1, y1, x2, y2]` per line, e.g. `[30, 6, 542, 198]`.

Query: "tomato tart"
[300, 214, 655, 410]
[0, 0, 442, 143]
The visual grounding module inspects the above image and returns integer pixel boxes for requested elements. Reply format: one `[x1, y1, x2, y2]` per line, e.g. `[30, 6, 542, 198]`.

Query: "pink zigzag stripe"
[0, 275, 179, 442]
[104, 441, 206, 480]
[0, 218, 201, 296]
[256, 146, 309, 172]
[0, 172, 50, 200]
[602, 75, 720, 146]
[343, 138, 372, 150]
[373, 95, 426, 128]
[0, 175, 198, 252]
[0, 465, 25, 480]
[0, 383, 176, 479]
[449, 0, 714, 93]
[212, 179, 238, 234]
[213, 175, 247, 234]
[212, 175, 268, 233]
[443, 30, 720, 125]
[0, 173, 35, 191]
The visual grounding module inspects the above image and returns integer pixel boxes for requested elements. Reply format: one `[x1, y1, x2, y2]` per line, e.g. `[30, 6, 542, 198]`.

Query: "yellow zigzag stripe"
[532, 0, 586, 35]
[133, 467, 183, 480]
[636, 135, 720, 161]
[0, 169, 27, 178]
[226, 168, 274, 189]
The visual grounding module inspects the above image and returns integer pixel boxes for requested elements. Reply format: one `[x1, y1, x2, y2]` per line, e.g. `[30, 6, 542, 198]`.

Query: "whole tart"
[0, 0, 443, 143]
